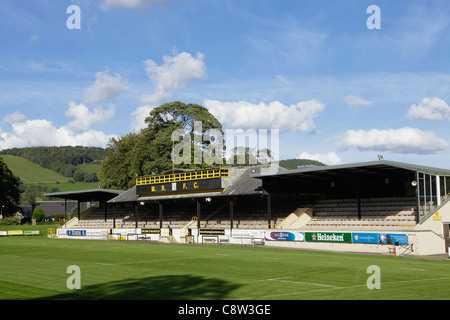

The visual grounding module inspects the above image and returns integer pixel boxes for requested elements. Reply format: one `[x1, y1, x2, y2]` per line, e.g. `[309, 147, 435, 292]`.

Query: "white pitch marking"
[399, 267, 425, 272]
[266, 277, 341, 288]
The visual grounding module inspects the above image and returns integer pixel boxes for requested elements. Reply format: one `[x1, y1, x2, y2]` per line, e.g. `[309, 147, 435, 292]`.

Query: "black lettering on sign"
[136, 178, 222, 196]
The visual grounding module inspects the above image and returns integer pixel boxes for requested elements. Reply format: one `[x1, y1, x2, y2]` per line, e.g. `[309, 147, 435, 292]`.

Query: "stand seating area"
[71, 197, 419, 231]
[305, 197, 417, 230]
[71, 202, 291, 230]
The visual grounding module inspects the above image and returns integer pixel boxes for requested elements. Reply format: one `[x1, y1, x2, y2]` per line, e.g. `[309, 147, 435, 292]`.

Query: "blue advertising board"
[67, 230, 87, 236]
[352, 233, 408, 245]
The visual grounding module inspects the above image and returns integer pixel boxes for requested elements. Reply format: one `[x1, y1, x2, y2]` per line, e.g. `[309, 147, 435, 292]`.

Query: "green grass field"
[1, 233, 449, 300]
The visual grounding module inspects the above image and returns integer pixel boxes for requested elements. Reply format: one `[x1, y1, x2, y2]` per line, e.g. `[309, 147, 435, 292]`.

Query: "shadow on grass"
[36, 275, 241, 300]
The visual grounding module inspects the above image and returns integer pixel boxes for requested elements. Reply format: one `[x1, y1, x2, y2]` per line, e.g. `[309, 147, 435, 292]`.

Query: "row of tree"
[0, 157, 21, 217]
[0, 146, 106, 178]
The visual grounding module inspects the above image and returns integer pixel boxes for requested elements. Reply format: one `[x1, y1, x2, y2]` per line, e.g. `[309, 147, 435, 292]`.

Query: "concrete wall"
[56, 226, 448, 256]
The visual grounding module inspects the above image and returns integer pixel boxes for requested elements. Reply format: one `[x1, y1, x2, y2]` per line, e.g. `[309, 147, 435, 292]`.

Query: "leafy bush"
[0, 216, 21, 225]
[32, 206, 45, 223]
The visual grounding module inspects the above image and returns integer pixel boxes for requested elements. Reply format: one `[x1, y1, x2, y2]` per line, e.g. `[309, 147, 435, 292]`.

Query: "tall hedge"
[32, 206, 45, 223]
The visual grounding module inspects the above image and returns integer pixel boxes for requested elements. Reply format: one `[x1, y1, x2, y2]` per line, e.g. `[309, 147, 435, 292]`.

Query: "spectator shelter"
[47, 161, 450, 256]
[45, 189, 123, 221]
[255, 160, 450, 223]
[107, 167, 274, 229]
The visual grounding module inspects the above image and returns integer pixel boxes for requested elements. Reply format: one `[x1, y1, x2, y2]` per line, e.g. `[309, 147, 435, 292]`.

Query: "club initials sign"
[136, 177, 223, 196]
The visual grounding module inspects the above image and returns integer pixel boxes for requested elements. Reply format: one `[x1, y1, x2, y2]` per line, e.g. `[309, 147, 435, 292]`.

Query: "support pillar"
[157, 201, 163, 229]
[113, 204, 116, 229]
[229, 197, 234, 230]
[436, 175, 441, 206]
[267, 194, 272, 229]
[415, 171, 420, 224]
[135, 203, 139, 229]
[192, 198, 201, 230]
[356, 181, 361, 220]
[64, 199, 67, 228]
[104, 200, 107, 222]
[197, 200, 201, 229]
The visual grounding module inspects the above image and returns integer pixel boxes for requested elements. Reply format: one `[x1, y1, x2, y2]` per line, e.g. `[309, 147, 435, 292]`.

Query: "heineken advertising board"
[305, 232, 352, 243]
[263, 231, 408, 245]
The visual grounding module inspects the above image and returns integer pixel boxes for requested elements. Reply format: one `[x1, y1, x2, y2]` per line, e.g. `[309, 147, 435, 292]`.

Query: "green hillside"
[1, 155, 102, 199]
[1, 155, 69, 183]
[279, 158, 326, 169]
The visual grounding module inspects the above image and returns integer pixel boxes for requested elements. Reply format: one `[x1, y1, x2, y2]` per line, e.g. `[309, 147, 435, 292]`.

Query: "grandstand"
[46, 160, 450, 257]
[304, 197, 417, 230]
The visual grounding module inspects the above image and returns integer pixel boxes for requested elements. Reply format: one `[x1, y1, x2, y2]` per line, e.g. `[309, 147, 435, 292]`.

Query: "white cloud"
[132, 51, 207, 131]
[298, 152, 342, 165]
[0, 119, 115, 150]
[66, 101, 115, 134]
[131, 105, 154, 131]
[345, 95, 372, 108]
[204, 99, 325, 132]
[407, 97, 450, 121]
[3, 111, 27, 124]
[0, 102, 117, 150]
[333, 127, 448, 154]
[83, 69, 129, 105]
[275, 75, 291, 86]
[141, 51, 207, 105]
[26, 35, 40, 45]
[100, 0, 170, 10]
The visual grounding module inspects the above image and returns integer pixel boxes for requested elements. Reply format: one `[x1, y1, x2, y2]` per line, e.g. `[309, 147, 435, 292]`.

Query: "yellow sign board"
[7, 230, 24, 236]
[433, 212, 442, 221]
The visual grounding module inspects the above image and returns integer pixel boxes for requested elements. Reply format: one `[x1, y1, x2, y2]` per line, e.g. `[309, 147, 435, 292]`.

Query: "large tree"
[98, 133, 148, 190]
[0, 157, 21, 217]
[99, 101, 223, 190]
[143, 101, 223, 173]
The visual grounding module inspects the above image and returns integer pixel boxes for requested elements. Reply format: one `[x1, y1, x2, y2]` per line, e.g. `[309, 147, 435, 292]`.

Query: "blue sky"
[1, 0, 450, 168]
